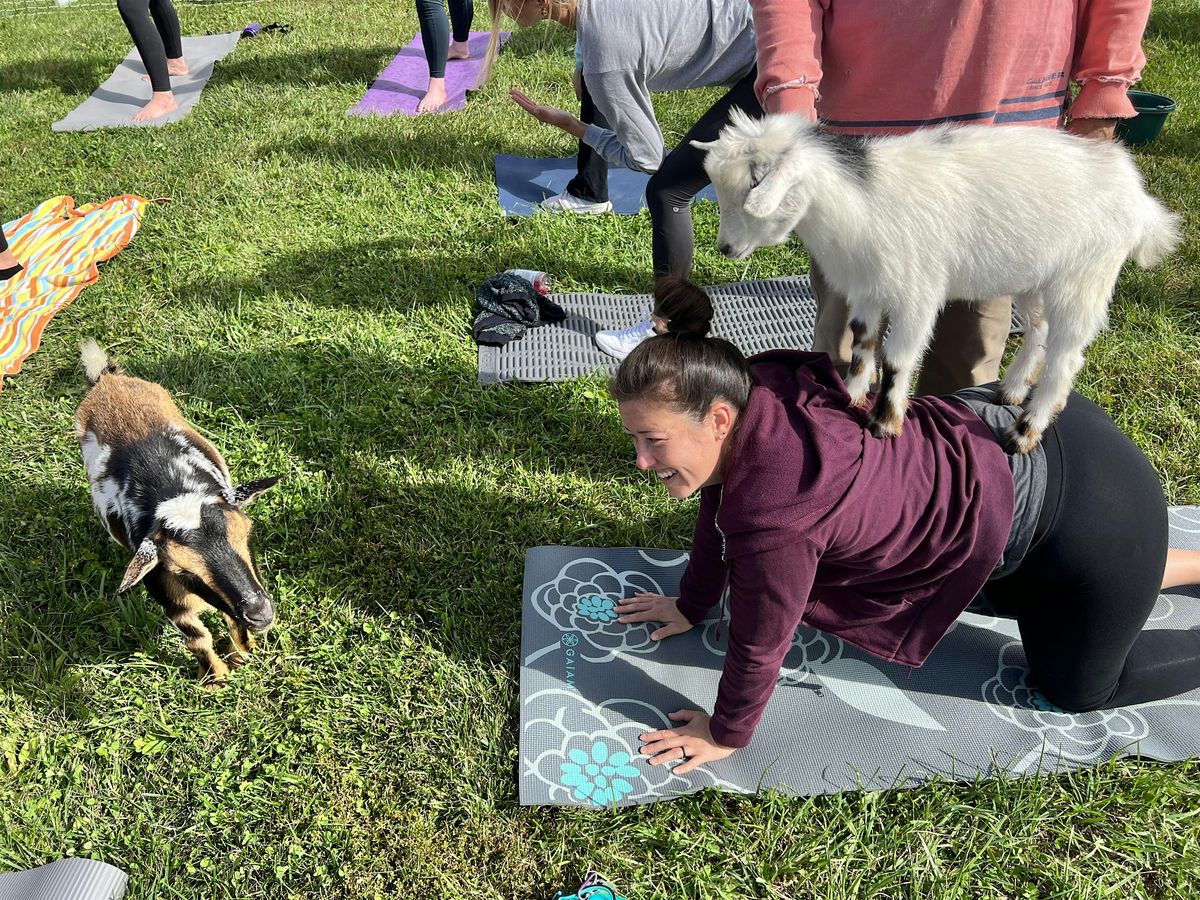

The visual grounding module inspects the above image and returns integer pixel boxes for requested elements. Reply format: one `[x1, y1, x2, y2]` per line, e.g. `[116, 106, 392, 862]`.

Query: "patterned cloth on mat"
[0, 195, 147, 391]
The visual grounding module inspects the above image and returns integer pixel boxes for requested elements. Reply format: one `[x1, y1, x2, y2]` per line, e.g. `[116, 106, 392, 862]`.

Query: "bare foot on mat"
[417, 78, 448, 113]
[447, 39, 470, 60]
[141, 57, 191, 81]
[132, 91, 178, 122]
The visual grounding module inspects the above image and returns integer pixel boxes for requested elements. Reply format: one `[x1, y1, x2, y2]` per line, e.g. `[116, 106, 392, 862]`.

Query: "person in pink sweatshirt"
[750, 0, 1153, 396]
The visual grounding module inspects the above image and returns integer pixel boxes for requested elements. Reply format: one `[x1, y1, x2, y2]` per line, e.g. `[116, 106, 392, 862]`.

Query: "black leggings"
[566, 74, 610, 204]
[647, 68, 762, 277]
[116, 0, 183, 94]
[416, 0, 473, 79]
[987, 391, 1200, 711]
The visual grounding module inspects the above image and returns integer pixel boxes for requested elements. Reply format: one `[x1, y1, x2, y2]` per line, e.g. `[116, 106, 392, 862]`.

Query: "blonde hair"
[480, 0, 508, 86]
[479, 0, 577, 85]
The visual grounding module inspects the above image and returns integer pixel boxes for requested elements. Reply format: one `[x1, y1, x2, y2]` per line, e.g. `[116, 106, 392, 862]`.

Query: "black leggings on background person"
[416, 0, 474, 78]
[116, 0, 183, 93]
[987, 391, 1200, 711]
[565, 74, 610, 205]
[647, 68, 762, 278]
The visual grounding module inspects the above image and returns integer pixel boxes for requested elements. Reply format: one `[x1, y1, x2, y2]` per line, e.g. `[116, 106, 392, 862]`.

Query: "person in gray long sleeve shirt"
[493, 0, 761, 356]
[573, 0, 756, 173]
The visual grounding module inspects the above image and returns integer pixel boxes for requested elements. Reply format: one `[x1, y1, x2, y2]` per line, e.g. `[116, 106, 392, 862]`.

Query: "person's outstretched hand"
[510, 89, 586, 136]
[615, 593, 693, 640]
[639, 710, 737, 774]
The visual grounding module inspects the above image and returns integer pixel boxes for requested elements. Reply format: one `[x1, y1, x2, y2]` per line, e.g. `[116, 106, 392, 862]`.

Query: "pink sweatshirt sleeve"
[750, 0, 827, 119]
[1070, 0, 1152, 120]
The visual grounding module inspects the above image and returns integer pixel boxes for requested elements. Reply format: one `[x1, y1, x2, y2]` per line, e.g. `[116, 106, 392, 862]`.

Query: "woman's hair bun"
[653, 275, 714, 339]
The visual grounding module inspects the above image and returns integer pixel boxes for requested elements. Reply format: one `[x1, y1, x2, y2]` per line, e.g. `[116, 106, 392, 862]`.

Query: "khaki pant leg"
[809, 260, 855, 372]
[915, 296, 1012, 397]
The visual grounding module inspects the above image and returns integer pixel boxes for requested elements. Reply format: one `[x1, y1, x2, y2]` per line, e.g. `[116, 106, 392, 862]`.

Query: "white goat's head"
[693, 109, 816, 259]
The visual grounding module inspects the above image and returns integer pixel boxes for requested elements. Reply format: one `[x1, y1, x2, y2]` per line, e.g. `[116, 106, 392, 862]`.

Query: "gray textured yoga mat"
[519, 507, 1200, 807]
[477, 276, 817, 385]
[0, 858, 128, 900]
[52, 32, 240, 132]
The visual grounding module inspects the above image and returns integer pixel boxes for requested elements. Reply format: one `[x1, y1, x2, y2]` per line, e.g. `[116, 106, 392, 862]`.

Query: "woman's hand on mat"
[639, 710, 737, 774]
[510, 89, 587, 138]
[615, 593, 692, 641]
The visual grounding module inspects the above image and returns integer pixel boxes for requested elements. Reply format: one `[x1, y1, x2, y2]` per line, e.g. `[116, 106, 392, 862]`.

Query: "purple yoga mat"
[348, 30, 509, 116]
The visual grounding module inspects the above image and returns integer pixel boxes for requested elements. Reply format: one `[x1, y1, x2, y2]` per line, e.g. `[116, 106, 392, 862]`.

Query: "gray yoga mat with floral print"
[519, 507, 1200, 807]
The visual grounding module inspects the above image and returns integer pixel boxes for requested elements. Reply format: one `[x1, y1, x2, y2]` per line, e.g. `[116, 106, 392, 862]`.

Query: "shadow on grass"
[0, 478, 172, 716]
[0, 55, 112, 94]
[172, 233, 648, 314]
[1138, 121, 1200, 163]
[208, 45, 405, 89]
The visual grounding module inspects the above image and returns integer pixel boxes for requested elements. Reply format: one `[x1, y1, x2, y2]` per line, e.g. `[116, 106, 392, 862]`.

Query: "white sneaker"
[595, 317, 656, 361]
[540, 189, 613, 215]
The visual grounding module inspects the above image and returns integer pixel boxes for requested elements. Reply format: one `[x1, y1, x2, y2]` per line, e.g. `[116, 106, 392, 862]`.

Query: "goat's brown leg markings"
[222, 614, 255, 668]
[166, 592, 229, 686]
[867, 364, 904, 438]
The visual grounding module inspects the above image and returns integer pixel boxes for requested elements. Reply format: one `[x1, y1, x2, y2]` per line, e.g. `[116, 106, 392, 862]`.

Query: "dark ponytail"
[610, 276, 753, 418]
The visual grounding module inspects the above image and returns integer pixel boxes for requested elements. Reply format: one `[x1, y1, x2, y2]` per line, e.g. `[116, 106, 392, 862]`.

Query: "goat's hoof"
[867, 414, 903, 440]
[218, 639, 251, 669]
[199, 677, 230, 691]
[1004, 421, 1042, 454]
[1000, 388, 1029, 406]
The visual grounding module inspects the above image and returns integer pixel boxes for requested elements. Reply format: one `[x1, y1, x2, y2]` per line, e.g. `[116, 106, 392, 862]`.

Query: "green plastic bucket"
[1115, 90, 1176, 147]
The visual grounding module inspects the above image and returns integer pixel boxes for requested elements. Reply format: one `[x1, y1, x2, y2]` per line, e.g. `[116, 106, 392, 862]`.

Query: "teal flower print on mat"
[577, 594, 618, 623]
[560, 741, 639, 805]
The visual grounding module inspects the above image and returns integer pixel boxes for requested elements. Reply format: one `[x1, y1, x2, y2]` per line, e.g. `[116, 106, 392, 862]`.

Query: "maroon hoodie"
[676, 351, 1014, 748]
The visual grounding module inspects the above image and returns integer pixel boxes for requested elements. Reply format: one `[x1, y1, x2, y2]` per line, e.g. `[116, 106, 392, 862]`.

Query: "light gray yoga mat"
[477, 276, 817, 385]
[519, 507, 1200, 807]
[52, 32, 240, 132]
[0, 858, 128, 900]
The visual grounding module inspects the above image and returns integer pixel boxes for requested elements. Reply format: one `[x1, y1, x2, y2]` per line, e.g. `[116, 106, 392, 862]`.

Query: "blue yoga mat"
[495, 154, 719, 217]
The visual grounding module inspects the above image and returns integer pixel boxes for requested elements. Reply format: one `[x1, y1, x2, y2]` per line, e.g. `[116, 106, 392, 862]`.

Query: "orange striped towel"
[1, 195, 148, 392]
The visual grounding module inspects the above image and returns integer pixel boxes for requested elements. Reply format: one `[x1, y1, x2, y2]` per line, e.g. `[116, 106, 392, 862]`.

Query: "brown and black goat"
[76, 340, 283, 686]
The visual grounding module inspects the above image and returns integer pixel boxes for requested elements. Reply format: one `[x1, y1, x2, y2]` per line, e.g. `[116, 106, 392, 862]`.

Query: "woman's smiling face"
[618, 397, 735, 499]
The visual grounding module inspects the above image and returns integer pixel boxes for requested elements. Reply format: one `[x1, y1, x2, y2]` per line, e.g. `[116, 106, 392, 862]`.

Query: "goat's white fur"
[697, 110, 1182, 450]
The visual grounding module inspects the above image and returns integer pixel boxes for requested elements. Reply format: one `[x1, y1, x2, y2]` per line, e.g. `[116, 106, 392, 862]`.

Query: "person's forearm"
[562, 115, 587, 140]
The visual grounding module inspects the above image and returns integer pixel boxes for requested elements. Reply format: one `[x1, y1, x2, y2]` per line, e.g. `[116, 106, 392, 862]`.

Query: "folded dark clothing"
[473, 311, 527, 347]
[472, 273, 566, 346]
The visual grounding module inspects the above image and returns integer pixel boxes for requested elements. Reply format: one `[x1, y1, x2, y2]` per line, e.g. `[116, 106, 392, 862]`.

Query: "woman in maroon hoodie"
[613, 277, 1200, 772]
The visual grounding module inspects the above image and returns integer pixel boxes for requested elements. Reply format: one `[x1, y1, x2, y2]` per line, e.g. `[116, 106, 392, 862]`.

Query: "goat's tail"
[1131, 197, 1183, 269]
[80, 339, 121, 385]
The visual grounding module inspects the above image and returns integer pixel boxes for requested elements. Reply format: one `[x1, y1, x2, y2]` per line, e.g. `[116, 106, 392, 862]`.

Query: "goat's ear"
[231, 474, 285, 509]
[689, 138, 719, 152]
[744, 158, 795, 219]
[119, 536, 160, 593]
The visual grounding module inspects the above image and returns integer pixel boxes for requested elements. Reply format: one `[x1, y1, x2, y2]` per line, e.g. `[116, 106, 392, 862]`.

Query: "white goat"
[695, 110, 1181, 451]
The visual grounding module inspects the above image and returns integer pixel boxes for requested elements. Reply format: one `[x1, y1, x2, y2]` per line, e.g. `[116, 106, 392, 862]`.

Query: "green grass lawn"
[0, 1, 1198, 897]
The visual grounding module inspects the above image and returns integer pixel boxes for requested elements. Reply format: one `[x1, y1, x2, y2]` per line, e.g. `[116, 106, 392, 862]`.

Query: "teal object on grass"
[1116, 90, 1176, 147]
[551, 871, 629, 900]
